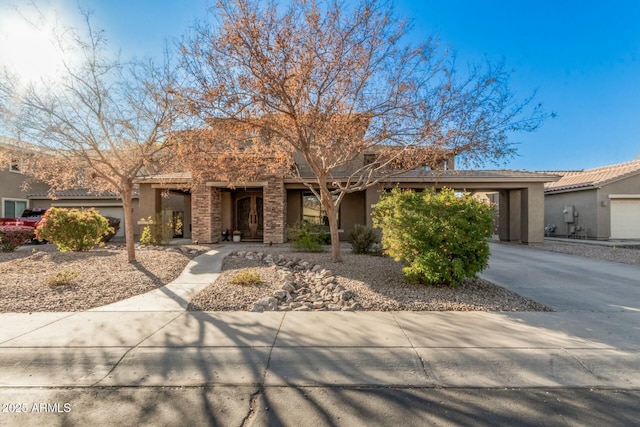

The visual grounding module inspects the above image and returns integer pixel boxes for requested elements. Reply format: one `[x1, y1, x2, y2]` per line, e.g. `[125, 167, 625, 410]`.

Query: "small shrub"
[349, 224, 378, 254]
[372, 187, 493, 287]
[0, 226, 35, 252]
[230, 270, 262, 286]
[288, 221, 325, 252]
[139, 213, 173, 245]
[47, 269, 80, 286]
[36, 208, 112, 252]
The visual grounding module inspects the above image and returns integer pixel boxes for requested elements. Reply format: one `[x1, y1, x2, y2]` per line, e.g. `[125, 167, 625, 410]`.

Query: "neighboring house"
[137, 150, 558, 245]
[544, 159, 640, 239]
[27, 189, 141, 238]
[1, 136, 139, 238]
[0, 136, 49, 218]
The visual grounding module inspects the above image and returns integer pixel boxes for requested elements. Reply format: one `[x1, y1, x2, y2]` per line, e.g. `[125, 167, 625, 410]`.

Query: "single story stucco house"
[544, 159, 640, 239]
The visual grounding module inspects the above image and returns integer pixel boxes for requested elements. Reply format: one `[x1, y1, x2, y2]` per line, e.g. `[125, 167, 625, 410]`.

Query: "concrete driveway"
[482, 242, 640, 312]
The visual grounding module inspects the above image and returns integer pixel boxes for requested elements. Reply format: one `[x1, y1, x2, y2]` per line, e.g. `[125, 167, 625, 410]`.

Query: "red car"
[0, 208, 48, 243]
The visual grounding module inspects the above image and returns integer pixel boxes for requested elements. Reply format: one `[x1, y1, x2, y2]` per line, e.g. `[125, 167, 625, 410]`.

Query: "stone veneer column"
[191, 184, 222, 243]
[263, 178, 286, 244]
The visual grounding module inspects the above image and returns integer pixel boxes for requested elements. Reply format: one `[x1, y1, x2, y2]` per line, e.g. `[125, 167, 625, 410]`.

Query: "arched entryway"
[234, 190, 263, 240]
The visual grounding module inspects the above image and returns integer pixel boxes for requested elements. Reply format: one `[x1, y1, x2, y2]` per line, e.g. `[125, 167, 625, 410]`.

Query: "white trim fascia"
[206, 181, 268, 188]
[50, 202, 124, 207]
[609, 194, 640, 199]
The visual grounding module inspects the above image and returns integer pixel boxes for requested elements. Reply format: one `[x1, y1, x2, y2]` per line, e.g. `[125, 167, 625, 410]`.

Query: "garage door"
[94, 207, 125, 237]
[610, 199, 640, 239]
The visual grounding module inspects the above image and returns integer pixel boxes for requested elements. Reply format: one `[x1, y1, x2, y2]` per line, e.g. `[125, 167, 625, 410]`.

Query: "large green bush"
[372, 187, 493, 286]
[0, 226, 35, 252]
[36, 208, 112, 252]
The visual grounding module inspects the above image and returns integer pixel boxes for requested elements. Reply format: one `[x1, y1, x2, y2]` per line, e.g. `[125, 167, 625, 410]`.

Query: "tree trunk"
[122, 181, 137, 263]
[319, 184, 342, 263]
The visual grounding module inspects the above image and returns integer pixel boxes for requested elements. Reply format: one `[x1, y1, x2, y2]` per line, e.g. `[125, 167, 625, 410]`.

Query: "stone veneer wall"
[263, 177, 286, 244]
[192, 178, 286, 244]
[191, 184, 222, 243]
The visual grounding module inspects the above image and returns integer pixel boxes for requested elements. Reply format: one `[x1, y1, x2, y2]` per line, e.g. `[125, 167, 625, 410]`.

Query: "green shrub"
[288, 221, 326, 252]
[47, 269, 80, 286]
[0, 226, 34, 252]
[139, 212, 174, 245]
[230, 269, 262, 286]
[349, 224, 378, 254]
[35, 208, 112, 252]
[372, 187, 493, 287]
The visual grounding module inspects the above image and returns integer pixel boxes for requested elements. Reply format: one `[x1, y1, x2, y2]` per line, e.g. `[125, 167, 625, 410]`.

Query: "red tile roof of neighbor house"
[544, 159, 640, 193]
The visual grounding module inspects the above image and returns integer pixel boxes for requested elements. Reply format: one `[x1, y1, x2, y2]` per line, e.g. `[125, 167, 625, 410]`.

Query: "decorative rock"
[311, 264, 322, 272]
[312, 301, 325, 310]
[290, 302, 302, 309]
[273, 290, 291, 301]
[293, 305, 310, 311]
[281, 282, 296, 293]
[339, 290, 354, 301]
[257, 297, 279, 311]
[328, 304, 342, 311]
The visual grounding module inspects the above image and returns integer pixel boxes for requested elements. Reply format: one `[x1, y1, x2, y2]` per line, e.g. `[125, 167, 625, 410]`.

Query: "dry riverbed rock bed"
[0, 243, 209, 312]
[187, 250, 553, 312]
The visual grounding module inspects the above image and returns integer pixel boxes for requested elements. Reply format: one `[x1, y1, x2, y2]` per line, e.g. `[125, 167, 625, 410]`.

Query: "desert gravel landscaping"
[1, 239, 637, 313]
[0, 244, 208, 312]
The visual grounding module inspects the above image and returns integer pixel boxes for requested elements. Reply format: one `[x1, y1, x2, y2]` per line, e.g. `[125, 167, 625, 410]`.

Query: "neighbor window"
[302, 191, 339, 226]
[9, 157, 21, 173]
[3, 199, 28, 218]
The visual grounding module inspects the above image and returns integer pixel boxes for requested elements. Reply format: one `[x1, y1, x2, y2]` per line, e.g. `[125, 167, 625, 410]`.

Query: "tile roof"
[544, 159, 640, 193]
[28, 189, 138, 199]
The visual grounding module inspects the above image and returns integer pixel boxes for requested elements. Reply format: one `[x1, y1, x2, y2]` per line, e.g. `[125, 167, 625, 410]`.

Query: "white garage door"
[94, 207, 125, 237]
[610, 199, 640, 239]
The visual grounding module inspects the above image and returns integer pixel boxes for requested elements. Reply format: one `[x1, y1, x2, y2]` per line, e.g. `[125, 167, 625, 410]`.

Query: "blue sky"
[1, 0, 639, 171]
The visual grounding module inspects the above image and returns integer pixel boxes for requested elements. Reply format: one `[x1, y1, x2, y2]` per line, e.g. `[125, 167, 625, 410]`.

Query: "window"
[9, 157, 21, 173]
[364, 153, 376, 166]
[3, 199, 28, 218]
[302, 191, 339, 226]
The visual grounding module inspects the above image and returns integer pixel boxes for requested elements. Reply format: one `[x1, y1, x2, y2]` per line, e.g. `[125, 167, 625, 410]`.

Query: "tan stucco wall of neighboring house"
[0, 169, 49, 216]
[545, 174, 640, 240]
[545, 189, 598, 238]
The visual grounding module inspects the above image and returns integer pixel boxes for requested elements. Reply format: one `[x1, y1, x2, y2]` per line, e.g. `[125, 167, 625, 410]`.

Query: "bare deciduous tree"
[178, 0, 547, 262]
[0, 11, 179, 262]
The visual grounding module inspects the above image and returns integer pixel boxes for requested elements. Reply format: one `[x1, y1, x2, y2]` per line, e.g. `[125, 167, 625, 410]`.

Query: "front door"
[235, 192, 263, 240]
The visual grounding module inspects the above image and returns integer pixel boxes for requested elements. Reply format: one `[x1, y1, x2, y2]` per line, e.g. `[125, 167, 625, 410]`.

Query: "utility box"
[563, 206, 575, 223]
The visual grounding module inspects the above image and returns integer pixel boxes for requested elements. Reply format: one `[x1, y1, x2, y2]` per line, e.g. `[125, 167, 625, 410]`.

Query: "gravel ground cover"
[2, 239, 636, 313]
[0, 243, 208, 312]
[188, 248, 552, 312]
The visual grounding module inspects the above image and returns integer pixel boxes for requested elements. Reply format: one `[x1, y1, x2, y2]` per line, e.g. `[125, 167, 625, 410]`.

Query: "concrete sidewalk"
[2, 310, 640, 389]
[90, 245, 237, 311]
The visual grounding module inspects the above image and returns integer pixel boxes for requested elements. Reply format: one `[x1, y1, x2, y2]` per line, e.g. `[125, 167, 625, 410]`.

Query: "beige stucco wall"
[544, 189, 598, 238]
[0, 169, 49, 216]
[339, 191, 366, 240]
